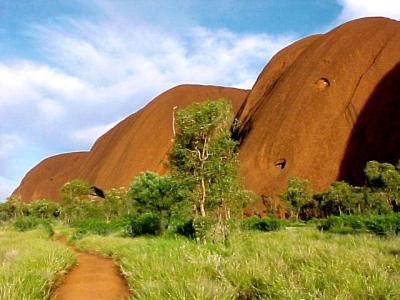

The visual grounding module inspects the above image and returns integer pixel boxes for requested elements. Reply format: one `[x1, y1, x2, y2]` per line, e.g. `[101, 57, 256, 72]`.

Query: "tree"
[60, 179, 92, 201]
[103, 187, 131, 221]
[321, 181, 353, 215]
[280, 177, 313, 220]
[364, 160, 400, 210]
[169, 100, 247, 242]
[4, 197, 27, 219]
[59, 179, 93, 223]
[27, 199, 60, 219]
[169, 100, 241, 217]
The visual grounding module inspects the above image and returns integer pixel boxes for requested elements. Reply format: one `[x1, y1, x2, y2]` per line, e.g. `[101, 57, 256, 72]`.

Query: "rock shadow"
[338, 63, 400, 185]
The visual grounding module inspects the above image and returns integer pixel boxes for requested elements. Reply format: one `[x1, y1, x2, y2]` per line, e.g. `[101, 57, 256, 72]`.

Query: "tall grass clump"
[0, 228, 75, 300]
[74, 227, 400, 299]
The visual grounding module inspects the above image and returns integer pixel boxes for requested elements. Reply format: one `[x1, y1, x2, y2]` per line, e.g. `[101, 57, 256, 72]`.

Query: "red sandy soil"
[51, 241, 130, 300]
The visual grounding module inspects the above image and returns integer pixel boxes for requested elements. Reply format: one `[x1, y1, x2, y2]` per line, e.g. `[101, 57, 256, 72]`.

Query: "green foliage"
[60, 179, 92, 201]
[125, 212, 161, 237]
[240, 216, 285, 232]
[320, 214, 400, 236]
[281, 177, 313, 219]
[364, 160, 400, 209]
[69, 216, 133, 240]
[174, 219, 196, 238]
[71, 218, 113, 236]
[320, 181, 355, 215]
[59, 179, 95, 223]
[128, 172, 184, 217]
[0, 197, 27, 221]
[103, 187, 132, 221]
[12, 216, 54, 237]
[13, 216, 43, 231]
[169, 99, 246, 218]
[27, 199, 60, 219]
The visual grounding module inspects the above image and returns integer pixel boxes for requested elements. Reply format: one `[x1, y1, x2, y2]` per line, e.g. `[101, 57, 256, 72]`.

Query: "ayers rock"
[237, 17, 400, 196]
[13, 85, 248, 202]
[13, 17, 400, 202]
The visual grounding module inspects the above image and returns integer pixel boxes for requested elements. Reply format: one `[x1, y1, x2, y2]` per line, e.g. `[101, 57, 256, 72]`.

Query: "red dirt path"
[51, 241, 130, 300]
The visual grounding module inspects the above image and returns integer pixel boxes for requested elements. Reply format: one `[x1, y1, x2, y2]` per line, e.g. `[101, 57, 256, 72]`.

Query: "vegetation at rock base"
[1, 100, 400, 299]
[278, 160, 400, 223]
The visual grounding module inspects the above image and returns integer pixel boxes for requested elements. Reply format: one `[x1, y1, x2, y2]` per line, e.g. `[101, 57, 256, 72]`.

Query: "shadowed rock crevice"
[338, 62, 400, 185]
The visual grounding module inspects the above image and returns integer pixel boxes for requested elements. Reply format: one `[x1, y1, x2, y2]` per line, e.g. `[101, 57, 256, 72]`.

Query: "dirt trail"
[51, 240, 130, 300]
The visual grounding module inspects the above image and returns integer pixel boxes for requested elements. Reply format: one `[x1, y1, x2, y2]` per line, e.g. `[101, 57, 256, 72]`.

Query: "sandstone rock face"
[237, 17, 400, 195]
[12, 85, 248, 201]
[12, 17, 400, 202]
[12, 152, 88, 202]
[78, 84, 248, 190]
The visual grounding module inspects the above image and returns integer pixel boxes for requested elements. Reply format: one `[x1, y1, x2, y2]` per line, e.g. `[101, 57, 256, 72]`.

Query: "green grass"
[0, 228, 76, 300]
[74, 227, 400, 299]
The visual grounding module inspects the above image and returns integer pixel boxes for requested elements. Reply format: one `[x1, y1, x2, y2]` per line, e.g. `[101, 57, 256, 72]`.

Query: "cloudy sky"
[1, 0, 400, 201]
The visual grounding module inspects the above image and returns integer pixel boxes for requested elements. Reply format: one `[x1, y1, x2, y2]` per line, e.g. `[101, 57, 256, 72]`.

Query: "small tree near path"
[169, 99, 247, 242]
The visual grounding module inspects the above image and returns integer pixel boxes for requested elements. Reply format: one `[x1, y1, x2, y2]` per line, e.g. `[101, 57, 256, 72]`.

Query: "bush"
[320, 214, 400, 236]
[13, 216, 43, 231]
[175, 219, 196, 238]
[125, 213, 161, 237]
[241, 216, 284, 232]
[71, 218, 113, 236]
[13, 216, 54, 237]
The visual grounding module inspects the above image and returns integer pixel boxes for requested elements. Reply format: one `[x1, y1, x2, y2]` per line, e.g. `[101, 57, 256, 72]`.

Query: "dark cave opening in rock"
[275, 159, 287, 169]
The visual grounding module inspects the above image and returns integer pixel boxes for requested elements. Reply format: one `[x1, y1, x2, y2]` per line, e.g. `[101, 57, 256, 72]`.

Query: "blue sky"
[1, 0, 400, 201]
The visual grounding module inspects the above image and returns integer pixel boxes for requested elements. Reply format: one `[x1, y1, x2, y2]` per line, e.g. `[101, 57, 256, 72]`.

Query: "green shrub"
[126, 213, 161, 237]
[365, 214, 400, 236]
[320, 214, 400, 236]
[71, 218, 112, 235]
[175, 219, 196, 238]
[13, 216, 43, 231]
[240, 216, 284, 232]
[12, 217, 54, 237]
[69, 216, 133, 240]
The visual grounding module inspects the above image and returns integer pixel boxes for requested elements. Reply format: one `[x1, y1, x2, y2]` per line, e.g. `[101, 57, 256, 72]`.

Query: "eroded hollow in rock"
[314, 77, 330, 91]
[275, 159, 286, 169]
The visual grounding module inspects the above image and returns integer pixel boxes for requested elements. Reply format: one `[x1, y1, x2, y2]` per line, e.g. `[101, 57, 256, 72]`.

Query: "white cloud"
[0, 134, 24, 157]
[0, 62, 86, 106]
[338, 0, 400, 21]
[69, 121, 119, 147]
[37, 99, 65, 121]
[0, 7, 294, 195]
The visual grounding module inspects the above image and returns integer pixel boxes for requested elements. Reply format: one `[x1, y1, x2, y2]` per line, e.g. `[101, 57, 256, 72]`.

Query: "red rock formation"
[237, 17, 400, 196]
[12, 85, 248, 201]
[12, 152, 88, 202]
[12, 17, 400, 202]
[78, 84, 248, 190]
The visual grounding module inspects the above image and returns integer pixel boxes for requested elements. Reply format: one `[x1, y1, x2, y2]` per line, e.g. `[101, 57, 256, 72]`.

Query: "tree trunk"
[200, 177, 206, 217]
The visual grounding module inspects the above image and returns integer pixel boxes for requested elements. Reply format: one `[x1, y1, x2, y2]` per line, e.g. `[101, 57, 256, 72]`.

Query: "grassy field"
[74, 227, 400, 300]
[0, 227, 76, 300]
